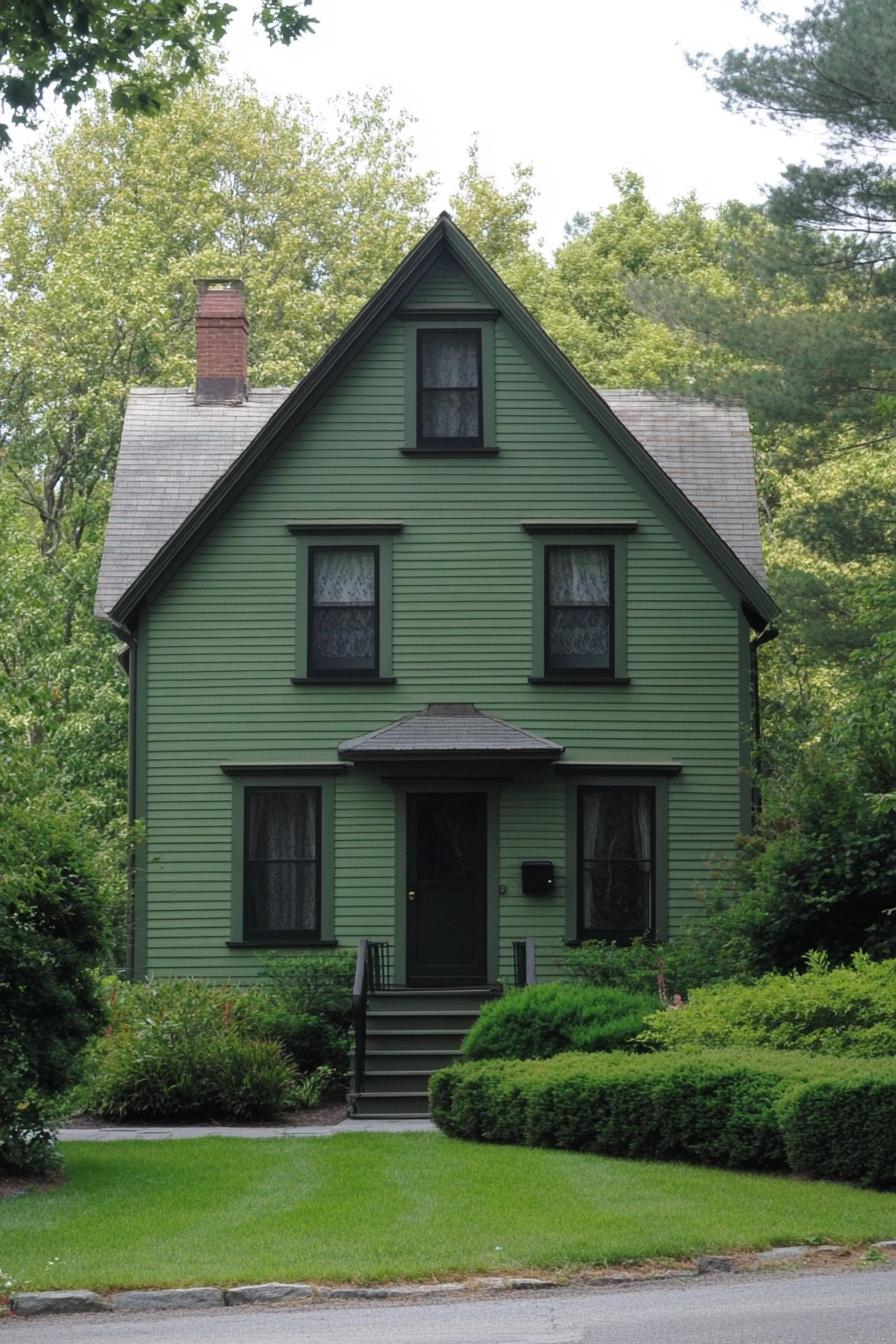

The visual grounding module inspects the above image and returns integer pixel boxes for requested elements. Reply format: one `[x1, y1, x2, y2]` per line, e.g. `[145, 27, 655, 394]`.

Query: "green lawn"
[3, 1134, 896, 1291]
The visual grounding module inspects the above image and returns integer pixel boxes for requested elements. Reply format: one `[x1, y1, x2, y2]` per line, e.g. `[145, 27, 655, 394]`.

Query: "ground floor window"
[577, 785, 654, 941]
[244, 786, 321, 941]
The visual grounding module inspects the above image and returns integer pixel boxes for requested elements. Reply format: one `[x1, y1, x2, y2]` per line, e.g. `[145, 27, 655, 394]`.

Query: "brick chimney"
[195, 279, 248, 404]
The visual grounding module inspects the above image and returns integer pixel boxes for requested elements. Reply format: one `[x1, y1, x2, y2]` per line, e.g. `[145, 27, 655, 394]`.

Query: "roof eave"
[338, 748, 565, 763]
[108, 212, 777, 626]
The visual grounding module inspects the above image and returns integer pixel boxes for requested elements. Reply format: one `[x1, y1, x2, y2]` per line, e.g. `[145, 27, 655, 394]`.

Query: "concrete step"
[351, 1091, 430, 1118]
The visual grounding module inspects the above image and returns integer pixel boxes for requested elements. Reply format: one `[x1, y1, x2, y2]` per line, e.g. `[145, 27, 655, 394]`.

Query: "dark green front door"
[406, 792, 487, 986]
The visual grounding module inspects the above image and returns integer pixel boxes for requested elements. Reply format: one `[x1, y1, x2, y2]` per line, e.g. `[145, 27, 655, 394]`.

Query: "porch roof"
[337, 703, 564, 761]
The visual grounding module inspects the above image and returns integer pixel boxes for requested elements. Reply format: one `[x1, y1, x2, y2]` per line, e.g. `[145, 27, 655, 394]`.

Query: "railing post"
[525, 935, 536, 986]
[352, 938, 370, 1097]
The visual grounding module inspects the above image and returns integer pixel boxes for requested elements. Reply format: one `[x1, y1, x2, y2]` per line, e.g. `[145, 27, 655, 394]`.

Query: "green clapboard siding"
[138, 256, 748, 981]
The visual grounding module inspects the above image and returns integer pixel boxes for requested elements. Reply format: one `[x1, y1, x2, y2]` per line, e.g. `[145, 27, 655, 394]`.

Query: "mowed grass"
[3, 1134, 896, 1291]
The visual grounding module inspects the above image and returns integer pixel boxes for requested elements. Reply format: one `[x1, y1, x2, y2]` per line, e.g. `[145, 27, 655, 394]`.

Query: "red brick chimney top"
[195, 278, 248, 405]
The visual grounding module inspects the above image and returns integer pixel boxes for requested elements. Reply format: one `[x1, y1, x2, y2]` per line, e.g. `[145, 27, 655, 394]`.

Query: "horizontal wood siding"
[141, 258, 745, 979]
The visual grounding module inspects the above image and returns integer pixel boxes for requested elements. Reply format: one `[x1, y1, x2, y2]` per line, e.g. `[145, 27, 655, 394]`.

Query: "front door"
[406, 792, 487, 986]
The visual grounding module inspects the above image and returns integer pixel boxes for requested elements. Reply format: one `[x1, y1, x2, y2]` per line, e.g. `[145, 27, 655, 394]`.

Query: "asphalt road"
[5, 1270, 896, 1344]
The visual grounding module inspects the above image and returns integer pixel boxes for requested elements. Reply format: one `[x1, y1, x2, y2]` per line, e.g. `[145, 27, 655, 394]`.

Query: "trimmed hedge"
[430, 1049, 896, 1187]
[461, 983, 655, 1060]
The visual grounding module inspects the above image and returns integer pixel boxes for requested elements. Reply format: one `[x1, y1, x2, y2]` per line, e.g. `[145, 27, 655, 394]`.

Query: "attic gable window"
[417, 329, 483, 447]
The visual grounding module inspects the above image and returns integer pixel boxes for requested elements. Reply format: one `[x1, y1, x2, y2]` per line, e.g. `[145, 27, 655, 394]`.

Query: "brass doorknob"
[407, 890, 416, 900]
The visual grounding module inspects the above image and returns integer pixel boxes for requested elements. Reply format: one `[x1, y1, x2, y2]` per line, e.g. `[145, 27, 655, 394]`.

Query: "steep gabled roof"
[98, 214, 776, 628]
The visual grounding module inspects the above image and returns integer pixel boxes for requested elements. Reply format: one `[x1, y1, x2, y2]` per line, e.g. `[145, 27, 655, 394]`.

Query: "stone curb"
[9, 1243, 890, 1317]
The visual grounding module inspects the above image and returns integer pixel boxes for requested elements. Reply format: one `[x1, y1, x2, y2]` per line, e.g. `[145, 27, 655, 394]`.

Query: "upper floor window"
[578, 785, 654, 942]
[309, 546, 378, 678]
[546, 544, 613, 676]
[244, 786, 321, 942]
[417, 329, 483, 447]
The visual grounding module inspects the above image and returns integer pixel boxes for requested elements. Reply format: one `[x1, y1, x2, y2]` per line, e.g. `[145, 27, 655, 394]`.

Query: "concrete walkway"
[58, 1119, 436, 1140]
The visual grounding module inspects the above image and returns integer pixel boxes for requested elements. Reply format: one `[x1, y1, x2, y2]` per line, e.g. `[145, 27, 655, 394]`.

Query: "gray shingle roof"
[95, 388, 290, 618]
[597, 389, 766, 585]
[338, 703, 565, 759]
[96, 384, 765, 619]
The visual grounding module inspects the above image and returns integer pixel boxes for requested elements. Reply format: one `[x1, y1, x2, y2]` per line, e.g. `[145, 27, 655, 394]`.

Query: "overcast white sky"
[222, 0, 826, 251]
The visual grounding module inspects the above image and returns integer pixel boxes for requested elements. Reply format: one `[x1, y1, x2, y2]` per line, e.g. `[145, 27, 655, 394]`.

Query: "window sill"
[226, 939, 339, 949]
[291, 677, 396, 686]
[528, 676, 631, 686]
[399, 446, 500, 458]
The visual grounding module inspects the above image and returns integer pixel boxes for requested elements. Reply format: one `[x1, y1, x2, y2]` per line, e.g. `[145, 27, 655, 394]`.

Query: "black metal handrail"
[351, 939, 392, 1095]
[512, 936, 537, 987]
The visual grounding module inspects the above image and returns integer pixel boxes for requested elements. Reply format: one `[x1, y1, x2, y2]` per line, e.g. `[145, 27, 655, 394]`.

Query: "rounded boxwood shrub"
[778, 1071, 896, 1188]
[639, 953, 896, 1057]
[461, 982, 655, 1061]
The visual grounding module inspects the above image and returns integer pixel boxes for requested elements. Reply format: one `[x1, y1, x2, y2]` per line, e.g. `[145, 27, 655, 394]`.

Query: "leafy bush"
[563, 919, 755, 1001]
[431, 1049, 896, 1184]
[461, 983, 654, 1060]
[253, 952, 354, 1075]
[1, 760, 109, 1171]
[639, 952, 896, 1057]
[779, 1071, 896, 1188]
[84, 979, 296, 1121]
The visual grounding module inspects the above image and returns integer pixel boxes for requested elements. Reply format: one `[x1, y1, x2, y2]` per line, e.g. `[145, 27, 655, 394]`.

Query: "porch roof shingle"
[338, 703, 565, 761]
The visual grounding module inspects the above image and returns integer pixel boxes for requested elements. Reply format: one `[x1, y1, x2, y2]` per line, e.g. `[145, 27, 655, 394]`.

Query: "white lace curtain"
[419, 331, 480, 440]
[549, 547, 611, 605]
[247, 790, 317, 931]
[582, 789, 651, 863]
[313, 548, 375, 605]
[548, 547, 611, 662]
[311, 548, 376, 667]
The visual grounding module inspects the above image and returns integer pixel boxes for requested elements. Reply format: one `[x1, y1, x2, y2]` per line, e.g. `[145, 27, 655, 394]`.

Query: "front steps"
[348, 988, 499, 1119]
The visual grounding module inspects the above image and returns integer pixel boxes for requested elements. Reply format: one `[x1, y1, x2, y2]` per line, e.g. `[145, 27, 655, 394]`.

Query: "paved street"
[5, 1269, 895, 1344]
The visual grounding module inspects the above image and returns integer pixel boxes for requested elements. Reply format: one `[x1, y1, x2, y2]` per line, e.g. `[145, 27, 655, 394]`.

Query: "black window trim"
[243, 784, 323, 944]
[307, 543, 380, 681]
[544, 543, 616, 679]
[416, 327, 484, 449]
[576, 783, 656, 944]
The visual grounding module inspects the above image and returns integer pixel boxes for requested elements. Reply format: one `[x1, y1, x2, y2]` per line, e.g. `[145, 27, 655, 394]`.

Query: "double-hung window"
[523, 522, 635, 683]
[244, 786, 321, 942]
[288, 523, 401, 684]
[417, 329, 483, 448]
[546, 545, 613, 675]
[308, 546, 378, 678]
[578, 786, 654, 941]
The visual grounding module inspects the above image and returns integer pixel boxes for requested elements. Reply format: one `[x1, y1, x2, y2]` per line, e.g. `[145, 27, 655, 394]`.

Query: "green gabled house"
[96, 214, 776, 1116]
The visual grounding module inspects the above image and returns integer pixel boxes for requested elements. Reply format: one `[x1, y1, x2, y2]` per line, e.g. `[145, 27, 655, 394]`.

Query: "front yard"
[3, 1133, 896, 1291]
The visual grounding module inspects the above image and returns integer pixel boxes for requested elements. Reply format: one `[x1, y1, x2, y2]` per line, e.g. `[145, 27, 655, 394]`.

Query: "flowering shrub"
[638, 952, 896, 1056]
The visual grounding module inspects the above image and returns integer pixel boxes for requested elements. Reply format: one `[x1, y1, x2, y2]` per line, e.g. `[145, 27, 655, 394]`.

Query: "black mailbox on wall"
[521, 860, 554, 896]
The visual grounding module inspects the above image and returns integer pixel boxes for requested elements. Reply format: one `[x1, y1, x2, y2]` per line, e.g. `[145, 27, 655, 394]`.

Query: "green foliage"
[461, 983, 654, 1061]
[639, 953, 896, 1056]
[84, 979, 296, 1120]
[431, 1048, 896, 1186]
[253, 951, 354, 1075]
[0, 747, 108, 1171]
[563, 921, 755, 1000]
[0, 2, 316, 146]
[779, 1071, 896, 1188]
[0, 79, 434, 952]
[432, 1049, 828, 1171]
